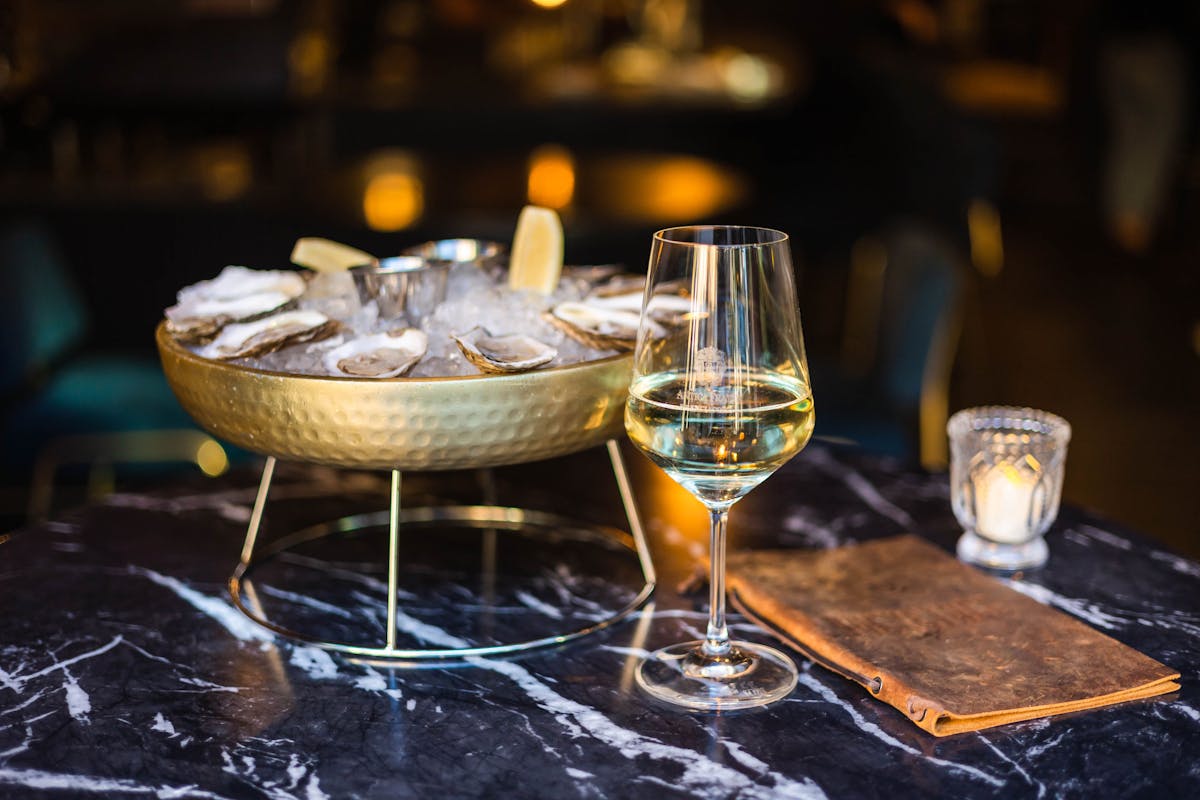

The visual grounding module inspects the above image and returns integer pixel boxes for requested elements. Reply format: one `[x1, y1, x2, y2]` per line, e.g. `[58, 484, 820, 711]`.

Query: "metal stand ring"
[229, 505, 656, 661]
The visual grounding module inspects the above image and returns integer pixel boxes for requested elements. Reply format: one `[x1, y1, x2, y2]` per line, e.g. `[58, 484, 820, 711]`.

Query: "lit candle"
[974, 463, 1038, 544]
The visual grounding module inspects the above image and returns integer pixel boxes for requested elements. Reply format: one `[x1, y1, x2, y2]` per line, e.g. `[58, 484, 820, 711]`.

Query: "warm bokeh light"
[364, 173, 424, 230]
[288, 30, 332, 96]
[362, 153, 424, 231]
[373, 43, 418, 90]
[196, 438, 230, 477]
[592, 155, 746, 223]
[528, 0, 569, 8]
[192, 143, 252, 202]
[967, 198, 1004, 277]
[943, 61, 1063, 116]
[718, 51, 775, 102]
[527, 144, 575, 209]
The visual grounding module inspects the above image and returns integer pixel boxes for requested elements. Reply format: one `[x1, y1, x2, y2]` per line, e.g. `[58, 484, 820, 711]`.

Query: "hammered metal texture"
[156, 323, 632, 470]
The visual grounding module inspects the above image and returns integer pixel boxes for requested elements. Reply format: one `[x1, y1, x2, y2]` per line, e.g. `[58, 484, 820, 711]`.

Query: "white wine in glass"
[626, 225, 814, 710]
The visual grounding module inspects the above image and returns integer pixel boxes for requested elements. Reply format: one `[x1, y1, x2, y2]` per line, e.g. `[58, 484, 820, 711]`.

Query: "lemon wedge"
[291, 237, 375, 273]
[508, 205, 563, 295]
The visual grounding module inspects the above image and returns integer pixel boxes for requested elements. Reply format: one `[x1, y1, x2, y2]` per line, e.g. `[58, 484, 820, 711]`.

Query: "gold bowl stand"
[156, 323, 656, 660]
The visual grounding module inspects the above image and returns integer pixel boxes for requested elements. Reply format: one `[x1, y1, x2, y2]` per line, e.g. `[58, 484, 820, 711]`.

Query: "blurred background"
[0, 0, 1196, 555]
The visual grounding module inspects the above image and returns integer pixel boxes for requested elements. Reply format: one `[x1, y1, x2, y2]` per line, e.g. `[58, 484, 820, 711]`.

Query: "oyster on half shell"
[167, 266, 308, 341]
[167, 292, 299, 341]
[584, 290, 693, 325]
[199, 310, 337, 360]
[178, 265, 308, 304]
[323, 329, 428, 378]
[562, 264, 625, 286]
[587, 273, 647, 298]
[546, 302, 664, 352]
[452, 327, 557, 374]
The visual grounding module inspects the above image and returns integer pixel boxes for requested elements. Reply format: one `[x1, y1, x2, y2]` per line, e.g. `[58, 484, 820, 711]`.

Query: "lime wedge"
[508, 206, 563, 295]
[291, 237, 375, 273]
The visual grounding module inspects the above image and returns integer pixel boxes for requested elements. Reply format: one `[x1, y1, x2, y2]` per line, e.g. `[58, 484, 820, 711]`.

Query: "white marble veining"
[1162, 702, 1200, 724]
[1, 449, 1196, 798]
[468, 656, 829, 800]
[780, 508, 843, 549]
[0, 767, 237, 798]
[130, 566, 274, 642]
[125, 571, 829, 796]
[794, 670, 1006, 788]
[1148, 549, 1200, 580]
[60, 668, 90, 722]
[151, 712, 177, 736]
[515, 589, 566, 620]
[1, 636, 124, 694]
[974, 734, 1046, 799]
[289, 647, 339, 680]
[1001, 580, 1126, 630]
[807, 448, 915, 529]
[259, 586, 358, 619]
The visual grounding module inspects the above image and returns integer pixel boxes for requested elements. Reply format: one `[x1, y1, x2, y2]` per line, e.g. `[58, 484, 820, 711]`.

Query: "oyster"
[584, 290, 693, 324]
[581, 273, 693, 325]
[562, 264, 625, 286]
[167, 292, 299, 341]
[199, 310, 337, 360]
[588, 273, 647, 297]
[177, 265, 307, 304]
[452, 327, 557, 374]
[167, 266, 308, 341]
[322, 329, 428, 378]
[546, 302, 663, 351]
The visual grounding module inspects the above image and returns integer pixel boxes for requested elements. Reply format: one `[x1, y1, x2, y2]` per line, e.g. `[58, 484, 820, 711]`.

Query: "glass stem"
[703, 505, 732, 658]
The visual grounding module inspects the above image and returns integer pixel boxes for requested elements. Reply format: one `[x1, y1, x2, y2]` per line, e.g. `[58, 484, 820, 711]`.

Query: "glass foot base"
[957, 531, 1048, 571]
[635, 640, 798, 711]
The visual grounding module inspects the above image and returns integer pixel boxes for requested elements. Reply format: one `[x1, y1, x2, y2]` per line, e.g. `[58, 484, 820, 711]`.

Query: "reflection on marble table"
[0, 445, 1197, 799]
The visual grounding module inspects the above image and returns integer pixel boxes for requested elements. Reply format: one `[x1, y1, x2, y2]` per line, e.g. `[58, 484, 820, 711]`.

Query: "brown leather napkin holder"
[726, 535, 1180, 736]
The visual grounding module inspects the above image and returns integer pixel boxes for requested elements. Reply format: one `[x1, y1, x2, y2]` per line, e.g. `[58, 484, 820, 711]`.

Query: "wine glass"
[626, 225, 815, 711]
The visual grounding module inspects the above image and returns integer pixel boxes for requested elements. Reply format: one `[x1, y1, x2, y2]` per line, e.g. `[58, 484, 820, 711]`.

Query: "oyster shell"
[584, 290, 693, 324]
[562, 264, 625, 286]
[588, 273, 647, 297]
[167, 292, 299, 341]
[167, 266, 308, 341]
[546, 302, 664, 351]
[452, 327, 557, 374]
[178, 265, 307, 303]
[199, 310, 337, 360]
[322, 329, 428, 378]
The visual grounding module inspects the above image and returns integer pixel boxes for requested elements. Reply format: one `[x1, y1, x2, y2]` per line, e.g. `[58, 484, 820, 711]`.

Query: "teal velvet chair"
[809, 223, 965, 469]
[0, 220, 228, 519]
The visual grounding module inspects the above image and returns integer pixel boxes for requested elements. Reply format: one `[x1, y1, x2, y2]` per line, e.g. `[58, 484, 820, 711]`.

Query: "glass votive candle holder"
[948, 406, 1072, 571]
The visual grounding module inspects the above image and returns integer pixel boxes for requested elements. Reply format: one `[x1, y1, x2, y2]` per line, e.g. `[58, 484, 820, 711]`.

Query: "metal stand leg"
[477, 469, 499, 639]
[239, 456, 276, 565]
[386, 469, 401, 652]
[606, 439, 656, 587]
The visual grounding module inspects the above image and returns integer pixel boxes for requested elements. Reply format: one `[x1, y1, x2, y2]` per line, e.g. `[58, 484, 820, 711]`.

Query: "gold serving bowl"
[156, 322, 633, 471]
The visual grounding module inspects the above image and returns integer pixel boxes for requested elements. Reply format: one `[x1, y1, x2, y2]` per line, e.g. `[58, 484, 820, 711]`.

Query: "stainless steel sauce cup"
[349, 256, 450, 323]
[402, 239, 507, 278]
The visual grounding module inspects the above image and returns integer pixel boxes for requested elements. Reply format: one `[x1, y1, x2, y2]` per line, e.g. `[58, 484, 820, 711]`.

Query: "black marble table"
[1, 444, 1197, 799]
